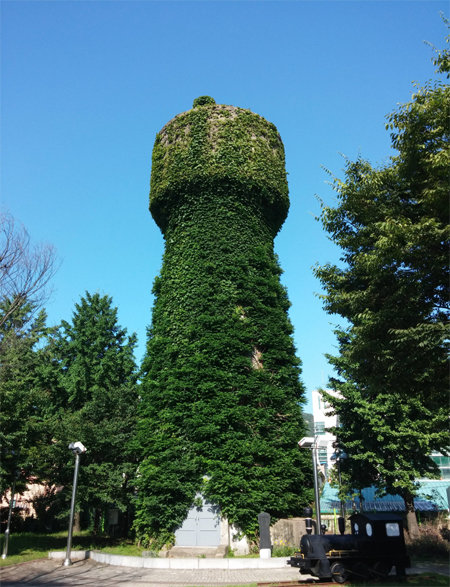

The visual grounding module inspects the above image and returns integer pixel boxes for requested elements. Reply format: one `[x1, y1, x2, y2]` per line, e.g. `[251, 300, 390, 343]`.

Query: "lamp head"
[298, 437, 314, 449]
[68, 441, 86, 455]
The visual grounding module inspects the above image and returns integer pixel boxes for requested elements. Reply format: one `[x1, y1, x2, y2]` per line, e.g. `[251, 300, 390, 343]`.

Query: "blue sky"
[2, 0, 447, 411]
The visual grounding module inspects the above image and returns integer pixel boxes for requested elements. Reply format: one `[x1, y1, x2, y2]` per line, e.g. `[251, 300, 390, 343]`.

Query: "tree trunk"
[120, 510, 129, 538]
[403, 492, 419, 539]
[73, 511, 81, 533]
[93, 508, 102, 534]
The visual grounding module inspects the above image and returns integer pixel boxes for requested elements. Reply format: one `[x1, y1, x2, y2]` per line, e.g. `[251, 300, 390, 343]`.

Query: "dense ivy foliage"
[150, 100, 289, 234]
[135, 99, 310, 547]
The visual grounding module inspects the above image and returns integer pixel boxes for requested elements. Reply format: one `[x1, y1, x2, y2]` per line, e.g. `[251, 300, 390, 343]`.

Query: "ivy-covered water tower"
[135, 96, 310, 548]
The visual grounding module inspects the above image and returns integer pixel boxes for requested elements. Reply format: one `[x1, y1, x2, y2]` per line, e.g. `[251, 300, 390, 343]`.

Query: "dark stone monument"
[258, 511, 271, 558]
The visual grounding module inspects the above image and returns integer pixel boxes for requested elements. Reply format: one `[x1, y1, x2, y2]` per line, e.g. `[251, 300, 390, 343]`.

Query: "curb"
[49, 551, 290, 569]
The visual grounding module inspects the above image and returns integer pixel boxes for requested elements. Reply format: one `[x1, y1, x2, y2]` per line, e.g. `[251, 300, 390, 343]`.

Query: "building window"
[314, 421, 325, 435]
[431, 454, 450, 479]
[318, 448, 328, 463]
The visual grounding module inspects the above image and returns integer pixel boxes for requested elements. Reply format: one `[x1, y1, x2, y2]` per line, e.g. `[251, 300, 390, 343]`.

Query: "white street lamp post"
[1, 477, 17, 559]
[311, 439, 322, 532]
[331, 445, 348, 519]
[298, 436, 326, 534]
[64, 442, 86, 567]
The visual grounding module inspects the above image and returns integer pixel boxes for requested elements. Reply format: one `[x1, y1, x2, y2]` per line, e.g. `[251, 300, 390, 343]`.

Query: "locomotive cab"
[351, 512, 404, 540]
[288, 512, 410, 583]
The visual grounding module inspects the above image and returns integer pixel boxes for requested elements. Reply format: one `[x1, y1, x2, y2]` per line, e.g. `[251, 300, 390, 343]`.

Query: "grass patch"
[225, 552, 260, 558]
[347, 574, 449, 586]
[0, 552, 50, 567]
[0, 531, 133, 567]
[239, 577, 449, 587]
[186, 577, 449, 587]
[402, 575, 449, 586]
[99, 541, 145, 556]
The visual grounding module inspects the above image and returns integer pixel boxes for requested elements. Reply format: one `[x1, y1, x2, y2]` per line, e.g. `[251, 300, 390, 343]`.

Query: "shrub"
[406, 521, 450, 559]
[192, 95, 216, 107]
[439, 526, 449, 541]
[272, 538, 297, 557]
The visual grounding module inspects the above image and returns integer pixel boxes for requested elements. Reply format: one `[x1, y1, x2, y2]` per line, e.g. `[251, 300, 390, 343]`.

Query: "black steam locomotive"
[287, 512, 410, 583]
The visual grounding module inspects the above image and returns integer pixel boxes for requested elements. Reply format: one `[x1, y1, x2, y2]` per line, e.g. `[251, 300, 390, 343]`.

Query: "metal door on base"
[174, 496, 220, 547]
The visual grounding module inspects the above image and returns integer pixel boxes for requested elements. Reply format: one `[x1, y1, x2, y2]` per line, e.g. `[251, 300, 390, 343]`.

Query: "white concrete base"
[48, 550, 289, 569]
[259, 548, 271, 559]
[48, 551, 89, 561]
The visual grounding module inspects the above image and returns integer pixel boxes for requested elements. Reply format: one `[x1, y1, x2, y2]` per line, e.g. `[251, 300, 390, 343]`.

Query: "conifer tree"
[47, 292, 138, 531]
[135, 98, 310, 546]
[0, 300, 51, 496]
[0, 212, 58, 497]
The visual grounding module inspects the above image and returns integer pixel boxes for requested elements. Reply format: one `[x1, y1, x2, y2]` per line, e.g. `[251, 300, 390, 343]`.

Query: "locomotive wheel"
[370, 560, 392, 579]
[330, 562, 349, 584]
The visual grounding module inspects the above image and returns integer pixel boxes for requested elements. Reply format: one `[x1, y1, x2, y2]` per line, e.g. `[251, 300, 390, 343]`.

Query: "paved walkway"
[0, 558, 302, 586]
[0, 557, 448, 586]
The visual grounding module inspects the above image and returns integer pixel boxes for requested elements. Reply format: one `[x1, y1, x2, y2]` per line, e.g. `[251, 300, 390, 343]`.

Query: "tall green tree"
[0, 300, 52, 496]
[135, 99, 311, 547]
[0, 211, 58, 497]
[47, 292, 139, 532]
[315, 38, 449, 536]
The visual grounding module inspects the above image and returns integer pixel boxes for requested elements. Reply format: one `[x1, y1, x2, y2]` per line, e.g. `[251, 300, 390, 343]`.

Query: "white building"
[311, 389, 450, 483]
[311, 389, 340, 479]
